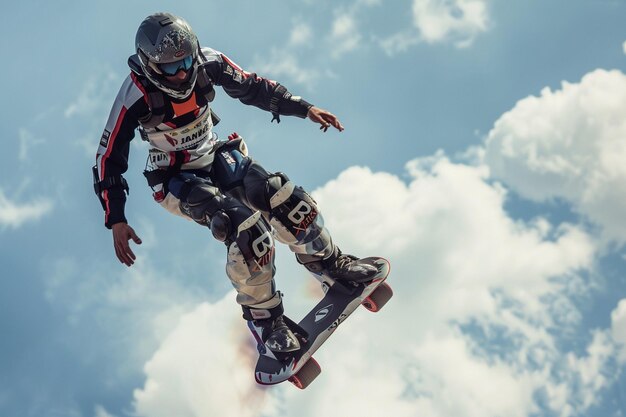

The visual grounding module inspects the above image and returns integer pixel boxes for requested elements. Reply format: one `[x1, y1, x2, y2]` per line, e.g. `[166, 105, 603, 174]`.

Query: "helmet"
[135, 13, 199, 99]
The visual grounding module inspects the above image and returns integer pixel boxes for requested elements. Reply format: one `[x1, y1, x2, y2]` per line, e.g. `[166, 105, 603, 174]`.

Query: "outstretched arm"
[202, 49, 312, 121]
[201, 49, 344, 131]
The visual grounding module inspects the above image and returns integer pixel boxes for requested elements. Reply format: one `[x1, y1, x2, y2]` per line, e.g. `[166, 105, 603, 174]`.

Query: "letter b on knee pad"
[269, 185, 332, 257]
[253, 230, 273, 258]
[226, 211, 277, 306]
[287, 200, 313, 224]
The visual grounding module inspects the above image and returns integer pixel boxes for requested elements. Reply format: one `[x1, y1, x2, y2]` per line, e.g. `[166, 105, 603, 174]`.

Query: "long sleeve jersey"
[95, 47, 313, 228]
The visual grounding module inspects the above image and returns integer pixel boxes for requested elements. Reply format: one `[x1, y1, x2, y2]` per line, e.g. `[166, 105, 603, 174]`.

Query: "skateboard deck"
[248, 257, 392, 389]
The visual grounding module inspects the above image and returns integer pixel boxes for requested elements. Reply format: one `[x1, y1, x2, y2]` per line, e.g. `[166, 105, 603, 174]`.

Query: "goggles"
[156, 55, 194, 76]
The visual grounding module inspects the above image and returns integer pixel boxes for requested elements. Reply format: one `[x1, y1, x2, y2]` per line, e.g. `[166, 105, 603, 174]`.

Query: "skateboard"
[247, 257, 392, 389]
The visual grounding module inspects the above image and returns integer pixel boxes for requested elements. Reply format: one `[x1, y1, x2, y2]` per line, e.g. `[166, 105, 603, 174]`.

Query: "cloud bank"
[485, 69, 626, 243]
[131, 151, 623, 416]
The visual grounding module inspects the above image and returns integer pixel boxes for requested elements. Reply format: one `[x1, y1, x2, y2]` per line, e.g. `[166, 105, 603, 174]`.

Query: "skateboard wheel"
[362, 282, 393, 312]
[288, 357, 321, 389]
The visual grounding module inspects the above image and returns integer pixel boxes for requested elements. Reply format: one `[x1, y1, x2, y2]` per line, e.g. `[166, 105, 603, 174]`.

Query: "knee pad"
[266, 177, 333, 256]
[179, 179, 259, 246]
[178, 180, 222, 224]
[243, 162, 309, 220]
[242, 162, 332, 256]
[242, 162, 277, 212]
[269, 189, 332, 255]
[233, 211, 275, 268]
[209, 210, 231, 242]
[226, 211, 277, 306]
[208, 203, 264, 244]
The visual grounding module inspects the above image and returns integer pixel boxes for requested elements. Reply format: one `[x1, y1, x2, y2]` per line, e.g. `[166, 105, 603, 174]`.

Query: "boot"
[296, 246, 379, 283]
[255, 314, 301, 353]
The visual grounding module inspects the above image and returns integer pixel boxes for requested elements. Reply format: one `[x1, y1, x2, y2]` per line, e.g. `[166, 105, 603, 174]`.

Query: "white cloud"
[379, 0, 490, 54]
[41, 218, 222, 384]
[484, 69, 626, 243]
[64, 70, 122, 158]
[0, 187, 53, 229]
[133, 296, 274, 417]
[563, 330, 617, 411]
[378, 29, 421, 56]
[355, 0, 381, 6]
[327, 0, 383, 58]
[408, 332, 541, 417]
[64, 71, 118, 119]
[45, 254, 204, 351]
[253, 1, 382, 86]
[252, 19, 322, 90]
[253, 48, 321, 90]
[18, 128, 45, 161]
[329, 14, 362, 58]
[412, 0, 490, 47]
[131, 152, 620, 417]
[288, 23, 312, 47]
[612, 299, 626, 363]
[94, 405, 117, 417]
[115, 56, 626, 417]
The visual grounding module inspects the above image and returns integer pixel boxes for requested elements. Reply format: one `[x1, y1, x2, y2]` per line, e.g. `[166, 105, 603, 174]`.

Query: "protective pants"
[153, 139, 334, 319]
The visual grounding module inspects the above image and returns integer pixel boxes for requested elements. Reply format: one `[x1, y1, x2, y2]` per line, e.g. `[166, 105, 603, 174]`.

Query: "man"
[94, 12, 380, 353]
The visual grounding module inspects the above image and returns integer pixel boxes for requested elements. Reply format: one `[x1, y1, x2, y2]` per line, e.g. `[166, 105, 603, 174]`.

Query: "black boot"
[255, 315, 301, 353]
[296, 246, 379, 283]
[243, 295, 301, 354]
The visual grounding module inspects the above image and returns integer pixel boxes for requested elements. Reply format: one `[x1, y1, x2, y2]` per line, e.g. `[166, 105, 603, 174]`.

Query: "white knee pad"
[268, 181, 333, 258]
[226, 211, 277, 306]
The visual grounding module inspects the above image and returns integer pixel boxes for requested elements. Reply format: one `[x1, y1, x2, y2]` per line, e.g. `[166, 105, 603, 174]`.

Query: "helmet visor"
[157, 56, 194, 76]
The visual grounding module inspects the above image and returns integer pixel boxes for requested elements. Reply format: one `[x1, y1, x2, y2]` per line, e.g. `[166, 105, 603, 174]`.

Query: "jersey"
[95, 47, 313, 229]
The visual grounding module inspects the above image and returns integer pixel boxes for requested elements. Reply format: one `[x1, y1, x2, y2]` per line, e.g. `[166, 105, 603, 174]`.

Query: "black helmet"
[135, 13, 199, 99]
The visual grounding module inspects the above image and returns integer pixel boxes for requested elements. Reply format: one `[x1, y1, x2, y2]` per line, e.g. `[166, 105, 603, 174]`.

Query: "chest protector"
[127, 53, 220, 129]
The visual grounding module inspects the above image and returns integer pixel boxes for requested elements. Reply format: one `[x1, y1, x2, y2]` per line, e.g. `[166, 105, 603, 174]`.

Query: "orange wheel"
[362, 282, 393, 312]
[288, 357, 321, 389]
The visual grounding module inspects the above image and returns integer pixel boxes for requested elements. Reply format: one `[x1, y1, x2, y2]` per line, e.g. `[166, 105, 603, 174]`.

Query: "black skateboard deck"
[248, 257, 392, 388]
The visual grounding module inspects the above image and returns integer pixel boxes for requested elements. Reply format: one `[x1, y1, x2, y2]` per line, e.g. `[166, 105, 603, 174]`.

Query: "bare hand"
[307, 106, 344, 132]
[112, 222, 142, 267]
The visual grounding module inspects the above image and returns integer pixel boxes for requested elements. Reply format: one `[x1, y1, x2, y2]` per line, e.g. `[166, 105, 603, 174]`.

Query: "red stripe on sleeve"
[100, 106, 128, 178]
[131, 73, 149, 105]
[104, 189, 111, 224]
[221, 54, 254, 80]
[99, 105, 128, 222]
[222, 54, 277, 87]
[221, 54, 243, 72]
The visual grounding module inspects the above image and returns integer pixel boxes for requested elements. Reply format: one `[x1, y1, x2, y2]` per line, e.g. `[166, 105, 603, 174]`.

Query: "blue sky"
[2, 1, 626, 416]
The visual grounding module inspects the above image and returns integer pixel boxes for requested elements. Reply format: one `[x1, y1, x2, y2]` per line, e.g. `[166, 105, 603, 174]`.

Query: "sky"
[1, 0, 626, 416]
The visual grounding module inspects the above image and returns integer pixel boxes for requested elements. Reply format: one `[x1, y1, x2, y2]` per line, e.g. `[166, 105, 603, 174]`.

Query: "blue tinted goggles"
[158, 56, 194, 76]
